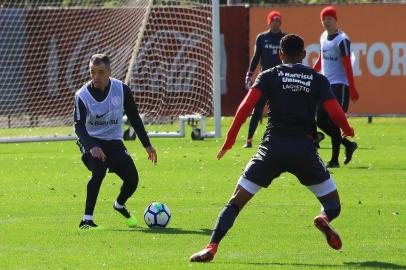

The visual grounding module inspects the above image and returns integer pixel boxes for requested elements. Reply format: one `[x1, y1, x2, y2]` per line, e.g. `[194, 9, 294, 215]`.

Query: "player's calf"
[321, 200, 341, 222]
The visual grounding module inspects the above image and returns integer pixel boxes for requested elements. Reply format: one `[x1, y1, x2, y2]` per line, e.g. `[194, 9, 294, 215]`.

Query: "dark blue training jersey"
[248, 31, 286, 72]
[252, 63, 335, 139]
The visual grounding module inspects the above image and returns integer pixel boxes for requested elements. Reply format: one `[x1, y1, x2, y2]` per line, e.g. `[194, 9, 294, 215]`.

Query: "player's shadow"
[233, 261, 405, 269]
[344, 261, 406, 269]
[348, 166, 372, 169]
[138, 227, 212, 235]
[108, 227, 212, 235]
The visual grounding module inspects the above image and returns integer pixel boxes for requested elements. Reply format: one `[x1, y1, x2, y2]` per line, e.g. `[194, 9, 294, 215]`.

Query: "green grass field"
[0, 117, 405, 270]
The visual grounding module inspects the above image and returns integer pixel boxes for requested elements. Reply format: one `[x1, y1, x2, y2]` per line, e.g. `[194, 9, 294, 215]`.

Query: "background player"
[74, 54, 157, 229]
[190, 34, 355, 262]
[243, 10, 286, 148]
[313, 6, 359, 168]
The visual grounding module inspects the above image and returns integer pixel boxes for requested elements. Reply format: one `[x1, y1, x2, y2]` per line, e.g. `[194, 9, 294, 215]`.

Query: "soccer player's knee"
[126, 178, 138, 193]
[91, 168, 106, 182]
[322, 200, 341, 221]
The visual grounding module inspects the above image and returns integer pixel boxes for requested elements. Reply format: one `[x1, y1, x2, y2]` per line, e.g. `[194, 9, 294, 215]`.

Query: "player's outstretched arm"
[322, 99, 355, 138]
[342, 55, 359, 102]
[123, 85, 152, 148]
[217, 88, 262, 159]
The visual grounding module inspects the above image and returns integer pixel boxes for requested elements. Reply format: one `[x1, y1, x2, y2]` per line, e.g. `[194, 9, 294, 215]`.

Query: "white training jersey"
[75, 78, 124, 141]
[320, 31, 349, 85]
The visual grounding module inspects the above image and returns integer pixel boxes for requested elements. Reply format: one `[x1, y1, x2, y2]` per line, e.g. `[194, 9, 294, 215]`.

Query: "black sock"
[331, 127, 341, 163]
[115, 162, 139, 205]
[341, 138, 352, 148]
[322, 200, 341, 222]
[210, 203, 240, 244]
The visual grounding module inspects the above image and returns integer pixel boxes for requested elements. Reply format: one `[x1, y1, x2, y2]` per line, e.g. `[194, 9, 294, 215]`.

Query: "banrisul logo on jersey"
[89, 119, 118, 126]
[279, 71, 313, 93]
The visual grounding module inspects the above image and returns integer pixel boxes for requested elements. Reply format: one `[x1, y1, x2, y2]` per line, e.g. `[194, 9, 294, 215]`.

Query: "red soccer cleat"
[314, 215, 342, 250]
[190, 243, 218, 262]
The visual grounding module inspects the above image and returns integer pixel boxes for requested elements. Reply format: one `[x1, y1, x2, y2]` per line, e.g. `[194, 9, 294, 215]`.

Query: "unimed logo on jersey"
[279, 71, 313, 93]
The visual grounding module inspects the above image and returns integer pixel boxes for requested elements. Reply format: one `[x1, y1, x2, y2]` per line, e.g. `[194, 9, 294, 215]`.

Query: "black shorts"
[331, 84, 350, 112]
[77, 139, 135, 174]
[242, 135, 330, 187]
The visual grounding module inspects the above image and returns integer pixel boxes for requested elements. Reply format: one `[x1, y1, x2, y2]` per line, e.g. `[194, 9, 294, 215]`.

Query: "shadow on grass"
[348, 166, 372, 170]
[222, 261, 405, 269]
[348, 166, 406, 171]
[344, 261, 406, 269]
[106, 227, 212, 235]
[318, 146, 374, 150]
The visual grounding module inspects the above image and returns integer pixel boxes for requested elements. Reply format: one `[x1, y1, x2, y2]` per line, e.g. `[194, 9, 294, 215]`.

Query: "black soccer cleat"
[79, 219, 99, 229]
[113, 204, 138, 227]
[113, 204, 131, 219]
[344, 142, 358, 165]
[326, 160, 340, 168]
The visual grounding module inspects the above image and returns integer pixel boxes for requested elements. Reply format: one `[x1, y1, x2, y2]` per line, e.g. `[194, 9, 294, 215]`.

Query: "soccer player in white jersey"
[74, 54, 157, 229]
[313, 6, 359, 168]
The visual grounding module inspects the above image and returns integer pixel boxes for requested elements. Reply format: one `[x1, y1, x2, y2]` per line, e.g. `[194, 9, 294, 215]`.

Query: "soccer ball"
[143, 202, 171, 228]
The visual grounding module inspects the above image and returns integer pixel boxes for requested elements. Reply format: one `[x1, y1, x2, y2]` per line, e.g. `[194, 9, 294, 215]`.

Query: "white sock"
[83, 215, 93, 221]
[114, 201, 124, 209]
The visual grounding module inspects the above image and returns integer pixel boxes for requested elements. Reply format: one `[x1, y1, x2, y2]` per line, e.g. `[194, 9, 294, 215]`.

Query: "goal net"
[0, 0, 220, 142]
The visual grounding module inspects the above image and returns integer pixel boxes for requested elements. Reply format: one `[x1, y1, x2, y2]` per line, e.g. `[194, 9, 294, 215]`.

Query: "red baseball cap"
[320, 6, 337, 21]
[267, 11, 282, 26]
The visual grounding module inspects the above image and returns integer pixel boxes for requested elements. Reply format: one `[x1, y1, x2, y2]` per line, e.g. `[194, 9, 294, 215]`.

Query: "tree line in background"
[0, 0, 401, 8]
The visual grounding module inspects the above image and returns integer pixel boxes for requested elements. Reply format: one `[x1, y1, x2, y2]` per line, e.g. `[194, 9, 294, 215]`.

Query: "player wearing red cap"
[313, 6, 359, 168]
[243, 10, 286, 148]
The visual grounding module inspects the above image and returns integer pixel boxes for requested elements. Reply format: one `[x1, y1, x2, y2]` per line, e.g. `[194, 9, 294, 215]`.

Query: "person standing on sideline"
[313, 6, 359, 168]
[74, 54, 157, 229]
[190, 34, 355, 262]
[243, 10, 286, 148]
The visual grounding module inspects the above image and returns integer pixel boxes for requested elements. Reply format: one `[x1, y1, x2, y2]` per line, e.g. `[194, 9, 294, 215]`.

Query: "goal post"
[0, 0, 221, 143]
[212, 0, 221, 139]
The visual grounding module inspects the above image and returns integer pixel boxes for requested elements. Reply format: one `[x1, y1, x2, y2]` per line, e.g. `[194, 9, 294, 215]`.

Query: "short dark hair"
[89, 54, 111, 69]
[280, 34, 304, 56]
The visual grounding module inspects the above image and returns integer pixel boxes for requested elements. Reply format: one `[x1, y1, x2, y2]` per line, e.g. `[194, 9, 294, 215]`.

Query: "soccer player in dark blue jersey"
[74, 54, 157, 229]
[243, 11, 286, 148]
[190, 34, 355, 262]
